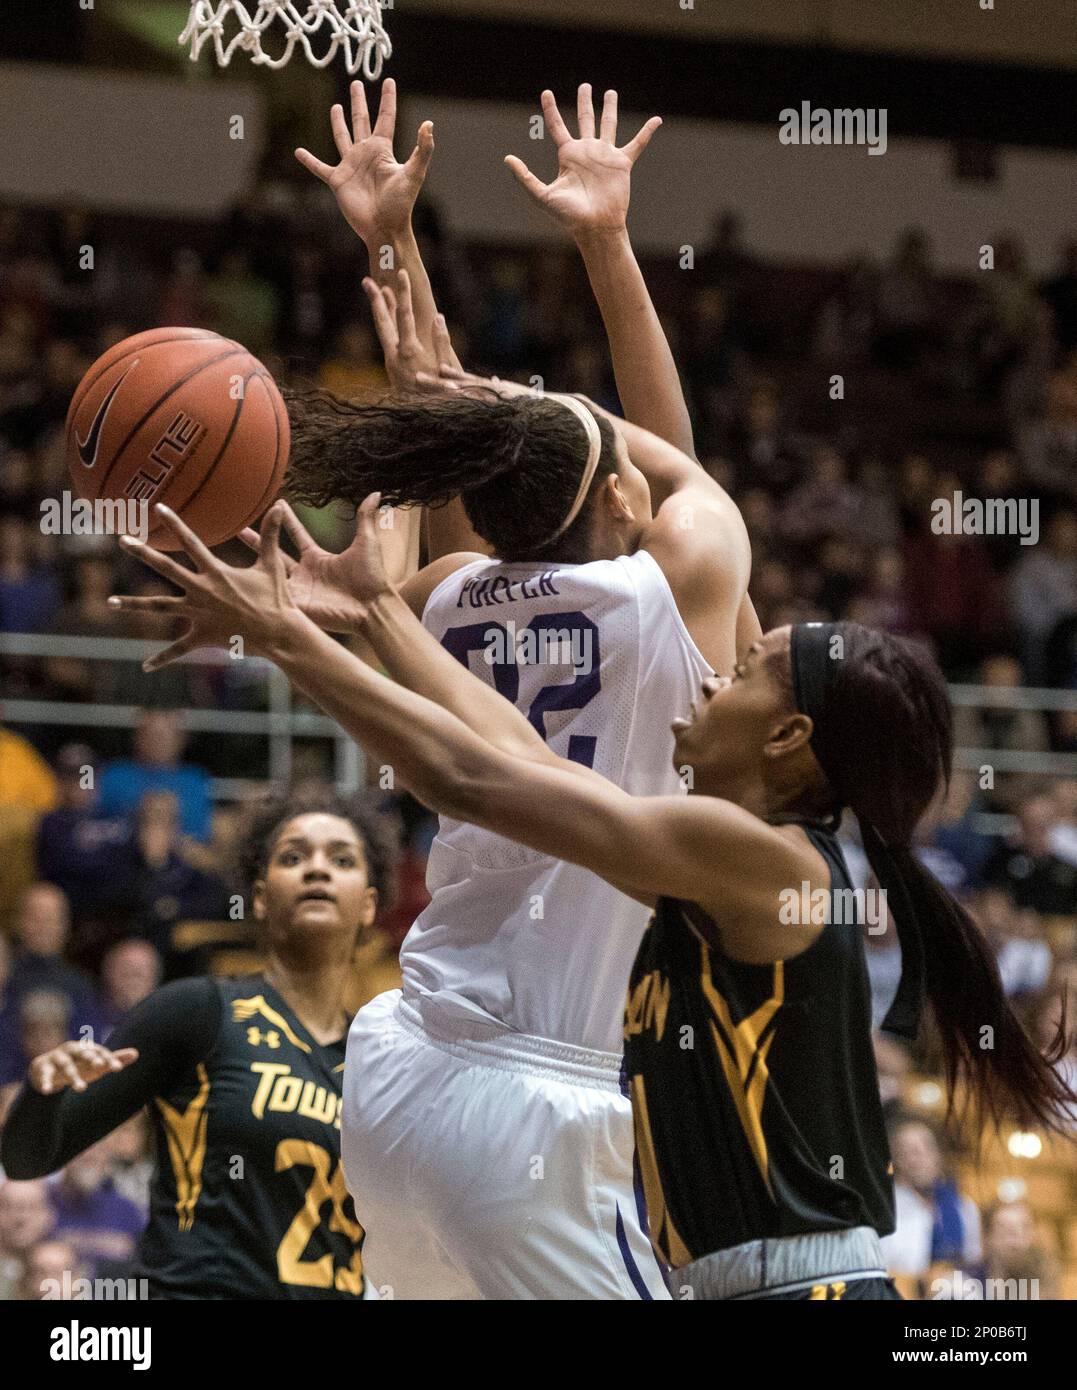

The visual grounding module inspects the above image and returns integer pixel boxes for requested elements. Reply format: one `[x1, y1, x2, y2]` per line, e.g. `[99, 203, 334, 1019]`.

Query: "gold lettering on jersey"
[247, 1026, 281, 1048]
[250, 1062, 342, 1129]
[624, 970, 671, 1042]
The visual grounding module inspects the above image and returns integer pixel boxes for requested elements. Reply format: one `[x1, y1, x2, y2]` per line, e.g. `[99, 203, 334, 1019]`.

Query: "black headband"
[789, 622, 847, 817]
[789, 622, 925, 1039]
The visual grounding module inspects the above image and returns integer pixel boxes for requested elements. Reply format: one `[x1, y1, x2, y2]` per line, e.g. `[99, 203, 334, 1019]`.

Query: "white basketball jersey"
[399, 548, 712, 1054]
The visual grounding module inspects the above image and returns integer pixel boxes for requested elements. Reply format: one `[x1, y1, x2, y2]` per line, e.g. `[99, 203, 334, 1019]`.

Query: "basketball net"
[180, 1, 392, 78]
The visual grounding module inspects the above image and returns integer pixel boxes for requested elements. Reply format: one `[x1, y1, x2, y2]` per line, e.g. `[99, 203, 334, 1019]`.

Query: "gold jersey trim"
[231, 995, 311, 1054]
[156, 1063, 211, 1232]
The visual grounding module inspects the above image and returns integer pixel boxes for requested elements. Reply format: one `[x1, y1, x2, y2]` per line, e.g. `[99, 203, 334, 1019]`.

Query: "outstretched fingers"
[504, 155, 549, 205]
[349, 80, 371, 142]
[273, 499, 318, 560]
[622, 115, 662, 163]
[237, 526, 299, 574]
[405, 120, 435, 181]
[540, 89, 571, 146]
[330, 102, 353, 160]
[294, 147, 334, 183]
[144, 629, 198, 674]
[153, 505, 216, 572]
[576, 83, 595, 140]
[373, 76, 397, 141]
[107, 593, 185, 614]
[118, 534, 192, 589]
[600, 88, 619, 143]
[257, 502, 292, 594]
[363, 277, 400, 355]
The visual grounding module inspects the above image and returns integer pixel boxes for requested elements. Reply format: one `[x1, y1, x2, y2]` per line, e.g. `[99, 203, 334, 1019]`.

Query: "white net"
[180, 1, 392, 78]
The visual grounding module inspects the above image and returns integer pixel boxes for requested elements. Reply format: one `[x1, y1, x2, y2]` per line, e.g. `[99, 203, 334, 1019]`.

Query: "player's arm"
[581, 402, 762, 664]
[362, 270, 490, 562]
[506, 85, 693, 457]
[239, 498, 539, 757]
[0, 979, 219, 1180]
[297, 79, 457, 370]
[116, 507, 818, 953]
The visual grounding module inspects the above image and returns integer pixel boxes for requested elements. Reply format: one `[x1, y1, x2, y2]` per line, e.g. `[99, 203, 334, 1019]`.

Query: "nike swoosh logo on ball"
[76, 360, 139, 468]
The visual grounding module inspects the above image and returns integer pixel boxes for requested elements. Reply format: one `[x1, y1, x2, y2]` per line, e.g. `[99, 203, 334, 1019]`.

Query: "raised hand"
[234, 494, 393, 636]
[30, 1040, 139, 1096]
[110, 504, 299, 669]
[296, 77, 433, 243]
[415, 363, 536, 400]
[364, 269, 457, 392]
[505, 85, 661, 237]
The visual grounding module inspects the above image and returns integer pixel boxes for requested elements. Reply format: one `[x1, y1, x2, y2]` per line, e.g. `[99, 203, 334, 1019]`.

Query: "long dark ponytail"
[282, 388, 617, 562]
[785, 622, 1075, 1135]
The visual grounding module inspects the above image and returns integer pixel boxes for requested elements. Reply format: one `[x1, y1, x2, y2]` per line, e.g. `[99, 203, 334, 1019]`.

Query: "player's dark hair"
[282, 388, 617, 563]
[238, 790, 399, 909]
[774, 622, 1075, 1135]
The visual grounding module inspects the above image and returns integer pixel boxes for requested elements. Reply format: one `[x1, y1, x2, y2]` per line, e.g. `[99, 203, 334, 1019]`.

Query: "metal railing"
[2, 633, 1076, 797]
[0, 632, 363, 798]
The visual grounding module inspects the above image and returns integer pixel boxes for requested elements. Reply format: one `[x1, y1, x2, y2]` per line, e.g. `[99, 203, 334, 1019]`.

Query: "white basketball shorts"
[341, 989, 669, 1301]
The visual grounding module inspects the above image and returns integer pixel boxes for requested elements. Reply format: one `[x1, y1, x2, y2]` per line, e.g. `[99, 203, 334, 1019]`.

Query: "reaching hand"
[29, 1040, 139, 1096]
[234, 494, 394, 636]
[505, 85, 661, 237]
[110, 504, 301, 668]
[364, 269, 457, 393]
[414, 363, 536, 401]
[296, 78, 433, 243]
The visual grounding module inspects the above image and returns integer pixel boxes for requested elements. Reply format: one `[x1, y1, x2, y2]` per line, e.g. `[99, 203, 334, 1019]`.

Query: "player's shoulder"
[401, 552, 490, 619]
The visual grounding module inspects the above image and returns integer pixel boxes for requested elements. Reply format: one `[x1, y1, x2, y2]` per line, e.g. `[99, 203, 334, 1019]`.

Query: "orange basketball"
[65, 327, 290, 550]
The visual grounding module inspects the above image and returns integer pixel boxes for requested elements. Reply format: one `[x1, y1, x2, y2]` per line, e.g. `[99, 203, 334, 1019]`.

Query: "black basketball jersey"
[623, 828, 895, 1268]
[2, 973, 366, 1299]
[138, 975, 365, 1299]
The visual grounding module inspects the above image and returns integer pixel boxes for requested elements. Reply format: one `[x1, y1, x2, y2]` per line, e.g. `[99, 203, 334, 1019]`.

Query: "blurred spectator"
[982, 795, 1077, 914]
[205, 250, 278, 356]
[0, 515, 59, 634]
[6, 883, 97, 1031]
[45, 556, 125, 704]
[98, 711, 212, 843]
[726, 380, 806, 497]
[882, 1119, 982, 1277]
[317, 318, 387, 400]
[49, 1139, 145, 1276]
[971, 887, 1053, 999]
[1036, 989, 1077, 1131]
[97, 939, 161, 1038]
[903, 522, 1006, 675]
[814, 255, 878, 360]
[919, 771, 991, 891]
[1040, 240, 1077, 353]
[779, 445, 865, 547]
[873, 1034, 911, 1119]
[15, 1237, 85, 1301]
[100, 792, 229, 956]
[953, 654, 1049, 759]
[35, 742, 128, 924]
[874, 228, 938, 371]
[0, 1179, 54, 1300]
[1016, 371, 1077, 506]
[1010, 506, 1077, 686]
[971, 1202, 1057, 1299]
[1049, 778, 1077, 866]
[108, 1114, 153, 1216]
[864, 897, 904, 1031]
[157, 247, 209, 329]
[0, 990, 72, 1088]
[0, 718, 58, 920]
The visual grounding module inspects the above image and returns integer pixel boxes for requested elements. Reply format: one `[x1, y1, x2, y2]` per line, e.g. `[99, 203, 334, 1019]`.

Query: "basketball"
[65, 327, 290, 549]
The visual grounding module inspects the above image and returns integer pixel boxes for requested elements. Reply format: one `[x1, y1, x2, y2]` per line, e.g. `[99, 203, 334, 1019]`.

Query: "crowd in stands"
[0, 188, 1075, 1298]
